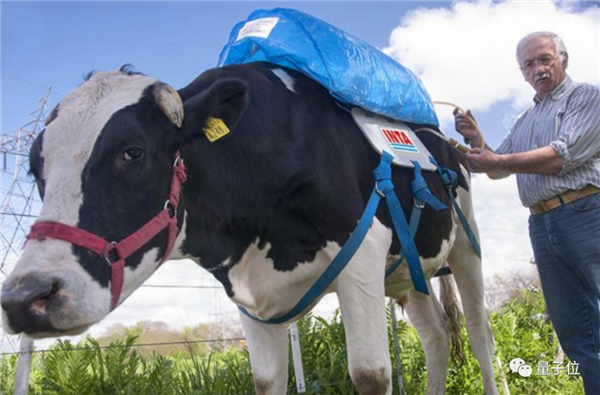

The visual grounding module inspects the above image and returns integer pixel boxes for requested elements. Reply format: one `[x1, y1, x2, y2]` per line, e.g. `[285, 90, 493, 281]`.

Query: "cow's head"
[1, 67, 248, 338]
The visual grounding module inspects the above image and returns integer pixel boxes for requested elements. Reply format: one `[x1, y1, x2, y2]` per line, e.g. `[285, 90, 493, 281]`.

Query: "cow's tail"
[439, 270, 466, 365]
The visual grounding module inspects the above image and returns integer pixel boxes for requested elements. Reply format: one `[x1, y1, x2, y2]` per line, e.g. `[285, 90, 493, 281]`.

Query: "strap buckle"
[413, 198, 425, 209]
[164, 200, 177, 218]
[103, 241, 119, 266]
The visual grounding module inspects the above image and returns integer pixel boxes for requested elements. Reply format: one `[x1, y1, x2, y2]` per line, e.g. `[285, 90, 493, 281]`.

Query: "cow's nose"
[1, 274, 61, 334]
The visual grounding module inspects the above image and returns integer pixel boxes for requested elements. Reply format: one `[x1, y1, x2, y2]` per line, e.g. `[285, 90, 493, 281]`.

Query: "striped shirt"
[496, 77, 600, 207]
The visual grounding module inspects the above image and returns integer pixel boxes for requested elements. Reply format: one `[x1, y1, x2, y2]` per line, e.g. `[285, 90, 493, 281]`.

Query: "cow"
[1, 63, 498, 395]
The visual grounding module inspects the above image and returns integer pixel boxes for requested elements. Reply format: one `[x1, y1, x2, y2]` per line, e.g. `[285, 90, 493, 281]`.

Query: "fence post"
[496, 357, 511, 395]
[389, 298, 406, 395]
[14, 335, 34, 395]
[289, 322, 306, 393]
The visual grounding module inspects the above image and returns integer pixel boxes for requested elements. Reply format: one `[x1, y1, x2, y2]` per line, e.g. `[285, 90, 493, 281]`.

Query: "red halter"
[27, 153, 187, 310]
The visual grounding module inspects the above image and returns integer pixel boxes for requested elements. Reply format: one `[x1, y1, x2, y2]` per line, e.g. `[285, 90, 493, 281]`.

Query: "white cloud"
[383, 1, 600, 117]
[470, 174, 534, 278]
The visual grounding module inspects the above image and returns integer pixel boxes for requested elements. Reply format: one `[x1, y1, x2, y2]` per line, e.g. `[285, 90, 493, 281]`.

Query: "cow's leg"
[401, 280, 450, 395]
[336, 219, 392, 395]
[447, 185, 499, 395]
[239, 313, 289, 395]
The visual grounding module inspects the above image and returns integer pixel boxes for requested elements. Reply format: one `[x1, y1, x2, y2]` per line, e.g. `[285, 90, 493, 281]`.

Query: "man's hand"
[466, 148, 499, 173]
[453, 108, 480, 145]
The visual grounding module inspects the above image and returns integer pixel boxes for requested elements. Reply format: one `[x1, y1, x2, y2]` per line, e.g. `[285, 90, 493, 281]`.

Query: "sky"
[1, 0, 599, 350]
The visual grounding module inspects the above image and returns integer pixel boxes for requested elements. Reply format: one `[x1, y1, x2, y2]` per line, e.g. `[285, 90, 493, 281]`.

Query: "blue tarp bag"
[218, 8, 439, 126]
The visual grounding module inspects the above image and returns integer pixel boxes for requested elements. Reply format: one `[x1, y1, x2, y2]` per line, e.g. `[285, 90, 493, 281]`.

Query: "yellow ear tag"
[204, 117, 230, 142]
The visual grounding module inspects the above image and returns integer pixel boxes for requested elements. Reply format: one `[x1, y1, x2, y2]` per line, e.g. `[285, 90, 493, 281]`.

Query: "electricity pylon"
[0, 88, 50, 354]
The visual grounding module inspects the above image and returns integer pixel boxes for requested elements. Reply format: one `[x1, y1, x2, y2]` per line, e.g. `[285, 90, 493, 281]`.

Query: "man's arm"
[454, 109, 564, 178]
[466, 146, 564, 178]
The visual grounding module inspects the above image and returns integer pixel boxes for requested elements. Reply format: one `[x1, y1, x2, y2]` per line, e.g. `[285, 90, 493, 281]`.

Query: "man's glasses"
[520, 54, 561, 72]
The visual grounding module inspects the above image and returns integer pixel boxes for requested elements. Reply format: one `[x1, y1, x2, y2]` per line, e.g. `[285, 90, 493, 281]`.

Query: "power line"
[1, 72, 63, 97]
[141, 284, 223, 289]
[0, 152, 29, 159]
[485, 257, 532, 262]
[0, 337, 246, 357]
[0, 212, 38, 219]
[480, 226, 528, 235]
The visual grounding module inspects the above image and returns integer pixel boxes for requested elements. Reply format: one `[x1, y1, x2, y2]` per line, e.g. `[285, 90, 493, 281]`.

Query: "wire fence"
[0, 337, 247, 357]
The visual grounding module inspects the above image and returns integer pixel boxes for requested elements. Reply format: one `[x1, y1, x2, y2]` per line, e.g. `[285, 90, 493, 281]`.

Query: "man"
[454, 31, 600, 393]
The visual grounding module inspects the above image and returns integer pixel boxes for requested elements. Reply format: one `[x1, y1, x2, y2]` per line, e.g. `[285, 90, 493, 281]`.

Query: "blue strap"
[376, 153, 428, 295]
[410, 161, 447, 211]
[384, 205, 419, 277]
[429, 156, 482, 258]
[385, 161, 447, 278]
[449, 195, 481, 258]
[239, 174, 384, 324]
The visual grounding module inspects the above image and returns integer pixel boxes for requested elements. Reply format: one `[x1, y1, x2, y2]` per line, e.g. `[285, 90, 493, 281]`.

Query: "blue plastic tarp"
[218, 8, 439, 126]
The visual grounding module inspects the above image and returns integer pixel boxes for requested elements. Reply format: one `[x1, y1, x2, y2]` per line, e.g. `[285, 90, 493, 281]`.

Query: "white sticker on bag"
[236, 17, 280, 41]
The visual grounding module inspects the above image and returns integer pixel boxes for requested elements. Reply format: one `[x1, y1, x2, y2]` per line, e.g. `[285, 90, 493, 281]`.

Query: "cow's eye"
[123, 146, 144, 161]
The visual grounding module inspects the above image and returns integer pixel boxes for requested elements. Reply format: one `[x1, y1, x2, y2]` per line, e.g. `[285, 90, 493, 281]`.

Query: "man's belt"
[529, 185, 600, 215]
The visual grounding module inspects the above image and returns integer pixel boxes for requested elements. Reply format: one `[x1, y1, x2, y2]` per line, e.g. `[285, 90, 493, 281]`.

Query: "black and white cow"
[1, 63, 498, 395]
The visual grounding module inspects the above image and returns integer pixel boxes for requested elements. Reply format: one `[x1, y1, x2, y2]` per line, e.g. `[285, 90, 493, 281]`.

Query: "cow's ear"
[181, 78, 248, 143]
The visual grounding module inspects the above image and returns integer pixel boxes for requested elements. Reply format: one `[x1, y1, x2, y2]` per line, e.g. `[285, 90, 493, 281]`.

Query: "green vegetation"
[0, 288, 584, 394]
[94, 319, 244, 358]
